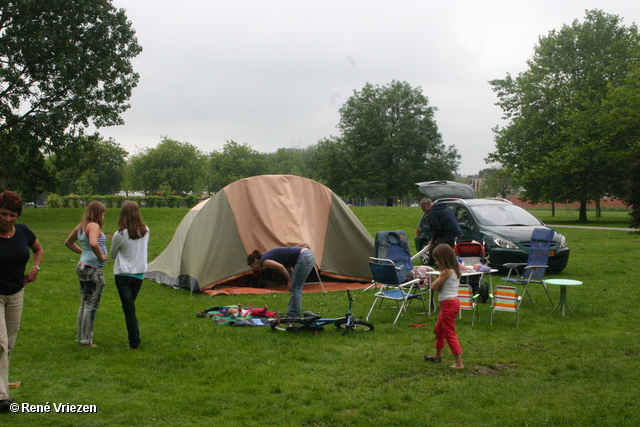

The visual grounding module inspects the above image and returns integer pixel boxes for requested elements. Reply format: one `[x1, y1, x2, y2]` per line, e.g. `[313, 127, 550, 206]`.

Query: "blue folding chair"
[363, 231, 414, 292]
[366, 257, 428, 325]
[501, 228, 555, 307]
[374, 231, 413, 282]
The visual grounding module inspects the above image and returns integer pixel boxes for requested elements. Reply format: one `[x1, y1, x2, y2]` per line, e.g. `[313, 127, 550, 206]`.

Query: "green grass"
[8, 207, 640, 426]
[533, 209, 633, 228]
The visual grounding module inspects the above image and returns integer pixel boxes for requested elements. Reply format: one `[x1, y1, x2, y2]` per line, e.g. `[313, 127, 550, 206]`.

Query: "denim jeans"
[287, 250, 316, 317]
[0, 290, 23, 400]
[115, 275, 142, 348]
[76, 264, 105, 345]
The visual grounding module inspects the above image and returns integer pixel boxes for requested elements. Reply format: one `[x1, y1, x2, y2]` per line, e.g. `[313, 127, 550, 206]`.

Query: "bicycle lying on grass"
[270, 290, 374, 335]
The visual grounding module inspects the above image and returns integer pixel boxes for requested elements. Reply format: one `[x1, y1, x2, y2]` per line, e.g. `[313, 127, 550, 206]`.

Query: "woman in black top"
[0, 191, 43, 412]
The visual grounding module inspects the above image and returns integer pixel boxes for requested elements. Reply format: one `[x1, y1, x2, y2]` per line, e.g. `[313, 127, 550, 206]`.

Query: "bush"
[45, 194, 62, 208]
[185, 194, 200, 207]
[146, 195, 164, 207]
[101, 196, 125, 209]
[168, 195, 183, 208]
[43, 194, 204, 208]
[67, 195, 83, 208]
[103, 196, 116, 209]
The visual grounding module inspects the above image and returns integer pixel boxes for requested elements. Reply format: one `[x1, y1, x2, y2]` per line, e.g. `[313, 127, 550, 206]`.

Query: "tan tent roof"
[145, 175, 374, 292]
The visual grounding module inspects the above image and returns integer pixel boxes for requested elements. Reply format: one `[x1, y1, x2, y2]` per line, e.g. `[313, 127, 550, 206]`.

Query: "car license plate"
[549, 251, 555, 256]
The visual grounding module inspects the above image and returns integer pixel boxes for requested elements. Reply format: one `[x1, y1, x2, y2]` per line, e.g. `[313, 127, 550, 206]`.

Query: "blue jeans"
[76, 264, 105, 345]
[287, 250, 316, 317]
[115, 275, 143, 348]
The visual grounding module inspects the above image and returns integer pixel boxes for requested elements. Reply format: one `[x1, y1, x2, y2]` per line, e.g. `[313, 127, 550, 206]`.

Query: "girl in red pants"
[424, 244, 464, 369]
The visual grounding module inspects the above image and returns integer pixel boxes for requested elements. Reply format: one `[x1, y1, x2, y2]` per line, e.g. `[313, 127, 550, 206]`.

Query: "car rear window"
[470, 205, 543, 226]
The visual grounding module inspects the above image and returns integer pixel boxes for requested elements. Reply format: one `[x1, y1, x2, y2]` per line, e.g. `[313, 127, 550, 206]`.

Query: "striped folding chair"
[457, 284, 478, 325]
[490, 285, 521, 326]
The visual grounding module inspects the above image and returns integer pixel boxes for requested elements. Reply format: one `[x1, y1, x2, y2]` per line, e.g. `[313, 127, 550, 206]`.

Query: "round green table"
[544, 279, 582, 315]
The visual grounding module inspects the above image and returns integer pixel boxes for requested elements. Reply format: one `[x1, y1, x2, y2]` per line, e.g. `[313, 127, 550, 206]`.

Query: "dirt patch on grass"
[469, 363, 516, 376]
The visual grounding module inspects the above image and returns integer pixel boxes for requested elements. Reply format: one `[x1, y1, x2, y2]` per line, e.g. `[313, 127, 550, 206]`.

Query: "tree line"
[8, 80, 461, 206]
[124, 80, 459, 205]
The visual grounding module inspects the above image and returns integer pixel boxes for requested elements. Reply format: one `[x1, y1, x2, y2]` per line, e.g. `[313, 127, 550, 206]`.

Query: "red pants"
[434, 299, 462, 355]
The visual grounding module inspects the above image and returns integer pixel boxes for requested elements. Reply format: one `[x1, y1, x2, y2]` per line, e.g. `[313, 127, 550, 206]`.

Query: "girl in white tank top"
[423, 244, 465, 370]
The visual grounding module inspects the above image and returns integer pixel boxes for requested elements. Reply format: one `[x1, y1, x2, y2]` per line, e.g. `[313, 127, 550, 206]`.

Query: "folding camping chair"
[500, 228, 555, 307]
[490, 285, 521, 326]
[364, 231, 414, 292]
[457, 284, 479, 325]
[366, 257, 428, 325]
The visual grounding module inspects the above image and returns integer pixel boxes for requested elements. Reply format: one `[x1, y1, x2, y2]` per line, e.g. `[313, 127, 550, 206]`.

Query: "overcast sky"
[102, 0, 640, 176]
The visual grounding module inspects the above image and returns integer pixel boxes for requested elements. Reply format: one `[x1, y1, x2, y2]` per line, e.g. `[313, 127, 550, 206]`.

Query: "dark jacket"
[428, 203, 463, 243]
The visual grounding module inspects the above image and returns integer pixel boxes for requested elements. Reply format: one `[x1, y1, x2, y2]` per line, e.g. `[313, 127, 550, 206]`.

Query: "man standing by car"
[419, 198, 463, 250]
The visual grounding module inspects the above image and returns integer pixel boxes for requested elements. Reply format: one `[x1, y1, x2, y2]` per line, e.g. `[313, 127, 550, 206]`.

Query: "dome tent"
[145, 175, 374, 294]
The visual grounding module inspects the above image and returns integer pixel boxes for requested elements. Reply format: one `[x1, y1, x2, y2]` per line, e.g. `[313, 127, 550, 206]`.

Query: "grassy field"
[7, 206, 640, 426]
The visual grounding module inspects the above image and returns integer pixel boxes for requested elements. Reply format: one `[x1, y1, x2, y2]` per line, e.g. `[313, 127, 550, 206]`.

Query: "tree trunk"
[578, 201, 588, 223]
[596, 199, 601, 219]
[386, 197, 393, 207]
[551, 202, 555, 217]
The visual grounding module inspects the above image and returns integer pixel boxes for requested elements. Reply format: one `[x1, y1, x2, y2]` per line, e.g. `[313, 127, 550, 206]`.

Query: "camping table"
[544, 279, 582, 316]
[425, 268, 497, 315]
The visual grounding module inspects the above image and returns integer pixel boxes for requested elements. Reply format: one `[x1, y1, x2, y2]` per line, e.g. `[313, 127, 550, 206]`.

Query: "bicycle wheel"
[271, 321, 323, 332]
[334, 318, 374, 332]
[271, 320, 305, 332]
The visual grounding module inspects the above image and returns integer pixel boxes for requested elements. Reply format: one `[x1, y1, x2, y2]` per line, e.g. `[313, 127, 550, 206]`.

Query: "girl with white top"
[65, 201, 107, 347]
[423, 243, 464, 369]
[110, 201, 149, 349]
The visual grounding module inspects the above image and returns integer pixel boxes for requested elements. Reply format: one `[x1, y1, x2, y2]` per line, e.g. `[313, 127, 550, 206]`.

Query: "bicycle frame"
[271, 290, 374, 334]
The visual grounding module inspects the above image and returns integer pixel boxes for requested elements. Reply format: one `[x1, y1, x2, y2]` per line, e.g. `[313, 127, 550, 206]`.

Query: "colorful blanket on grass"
[196, 306, 278, 326]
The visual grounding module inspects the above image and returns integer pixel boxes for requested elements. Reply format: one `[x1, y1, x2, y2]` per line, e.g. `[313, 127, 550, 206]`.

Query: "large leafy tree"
[54, 136, 128, 195]
[488, 9, 640, 222]
[207, 141, 267, 193]
[311, 137, 352, 196]
[128, 138, 206, 195]
[0, 0, 141, 191]
[314, 81, 459, 205]
[0, 131, 57, 205]
[600, 56, 640, 228]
